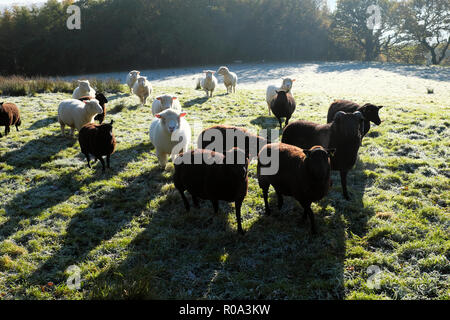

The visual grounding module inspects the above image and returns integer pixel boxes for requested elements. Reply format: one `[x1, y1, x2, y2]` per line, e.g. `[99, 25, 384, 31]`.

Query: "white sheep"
[217, 66, 237, 93]
[72, 80, 96, 99]
[133, 76, 153, 105]
[149, 109, 191, 168]
[266, 78, 296, 115]
[126, 70, 140, 94]
[199, 70, 218, 97]
[58, 99, 103, 136]
[151, 94, 182, 116]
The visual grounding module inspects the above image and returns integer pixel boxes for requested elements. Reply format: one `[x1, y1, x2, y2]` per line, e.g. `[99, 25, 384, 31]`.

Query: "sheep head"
[155, 109, 187, 133]
[156, 95, 177, 108]
[203, 70, 215, 79]
[281, 78, 295, 91]
[82, 98, 103, 115]
[78, 80, 91, 91]
[217, 66, 229, 75]
[95, 92, 108, 105]
[303, 145, 334, 181]
[333, 111, 365, 140]
[137, 76, 147, 86]
[361, 103, 383, 125]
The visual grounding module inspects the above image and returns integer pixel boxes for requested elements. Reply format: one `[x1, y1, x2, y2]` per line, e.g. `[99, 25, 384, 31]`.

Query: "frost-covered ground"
[65, 61, 450, 98]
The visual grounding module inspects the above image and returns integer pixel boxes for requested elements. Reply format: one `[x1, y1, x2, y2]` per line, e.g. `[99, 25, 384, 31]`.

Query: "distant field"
[0, 63, 449, 299]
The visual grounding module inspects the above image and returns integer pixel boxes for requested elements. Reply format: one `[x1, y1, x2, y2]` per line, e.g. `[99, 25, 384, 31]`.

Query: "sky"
[0, 0, 338, 10]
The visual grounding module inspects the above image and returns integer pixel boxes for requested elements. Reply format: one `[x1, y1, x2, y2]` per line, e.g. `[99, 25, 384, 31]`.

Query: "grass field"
[0, 82, 449, 300]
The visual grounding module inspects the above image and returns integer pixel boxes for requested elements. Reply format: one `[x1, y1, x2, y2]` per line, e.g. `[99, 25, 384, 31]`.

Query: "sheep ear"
[172, 97, 177, 100]
[81, 100, 87, 104]
[327, 148, 336, 157]
[292, 79, 296, 82]
[110, 120, 114, 125]
[156, 97, 162, 101]
[155, 114, 162, 118]
[179, 112, 187, 118]
[378, 106, 383, 110]
[354, 111, 365, 120]
[304, 150, 311, 158]
[334, 111, 345, 120]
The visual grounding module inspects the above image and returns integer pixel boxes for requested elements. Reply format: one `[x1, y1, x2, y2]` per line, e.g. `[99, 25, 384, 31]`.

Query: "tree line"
[0, 0, 448, 77]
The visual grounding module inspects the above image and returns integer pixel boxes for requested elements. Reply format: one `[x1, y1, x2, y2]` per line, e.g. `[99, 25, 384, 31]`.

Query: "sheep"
[217, 66, 238, 93]
[0, 102, 21, 138]
[58, 99, 103, 136]
[266, 78, 295, 115]
[72, 80, 96, 99]
[151, 94, 182, 116]
[126, 70, 140, 94]
[173, 147, 249, 234]
[199, 70, 218, 97]
[79, 92, 108, 124]
[327, 100, 383, 138]
[133, 76, 153, 105]
[281, 111, 364, 200]
[269, 90, 296, 129]
[257, 143, 334, 234]
[197, 124, 267, 160]
[149, 109, 191, 168]
[78, 120, 117, 172]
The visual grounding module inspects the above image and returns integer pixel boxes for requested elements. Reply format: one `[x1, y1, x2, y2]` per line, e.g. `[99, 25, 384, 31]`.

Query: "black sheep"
[282, 111, 364, 200]
[327, 100, 383, 138]
[78, 120, 116, 172]
[0, 102, 21, 138]
[257, 143, 334, 234]
[269, 90, 296, 129]
[173, 147, 249, 234]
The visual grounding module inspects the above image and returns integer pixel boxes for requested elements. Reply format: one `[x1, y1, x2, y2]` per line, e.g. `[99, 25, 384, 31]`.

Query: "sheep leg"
[106, 154, 111, 169]
[5, 125, 9, 136]
[340, 170, 351, 200]
[278, 118, 283, 130]
[60, 123, 65, 136]
[84, 153, 91, 168]
[192, 195, 200, 208]
[267, 103, 271, 116]
[69, 127, 74, 136]
[276, 190, 284, 210]
[211, 200, 219, 214]
[284, 117, 290, 128]
[300, 201, 316, 234]
[235, 200, 244, 235]
[98, 157, 106, 172]
[156, 150, 168, 168]
[179, 190, 190, 211]
[15, 124, 19, 131]
[262, 188, 271, 215]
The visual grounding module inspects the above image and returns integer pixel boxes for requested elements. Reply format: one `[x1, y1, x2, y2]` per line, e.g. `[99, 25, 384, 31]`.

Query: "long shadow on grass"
[25, 162, 166, 290]
[0, 143, 150, 243]
[87, 195, 239, 299]
[0, 134, 77, 173]
[27, 116, 58, 130]
[183, 96, 209, 108]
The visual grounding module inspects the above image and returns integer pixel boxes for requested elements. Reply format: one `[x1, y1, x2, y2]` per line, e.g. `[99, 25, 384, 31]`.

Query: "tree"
[397, 0, 450, 65]
[332, 0, 397, 61]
